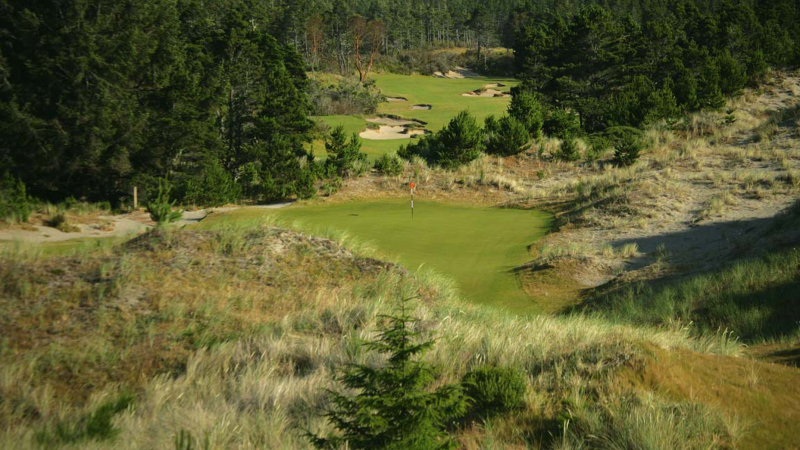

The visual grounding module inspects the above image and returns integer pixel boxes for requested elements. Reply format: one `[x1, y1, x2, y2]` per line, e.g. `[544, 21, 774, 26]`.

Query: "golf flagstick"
[410, 181, 415, 218]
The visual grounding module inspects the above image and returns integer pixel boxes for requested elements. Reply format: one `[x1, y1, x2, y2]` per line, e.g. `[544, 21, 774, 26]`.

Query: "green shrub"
[374, 153, 403, 176]
[320, 177, 342, 196]
[399, 110, 484, 170]
[309, 296, 467, 449]
[558, 135, 581, 162]
[461, 366, 527, 417]
[294, 167, 317, 200]
[544, 108, 581, 138]
[508, 90, 544, 138]
[485, 115, 530, 156]
[45, 213, 80, 233]
[184, 159, 241, 207]
[146, 179, 183, 225]
[0, 174, 32, 223]
[613, 132, 643, 167]
[325, 126, 368, 177]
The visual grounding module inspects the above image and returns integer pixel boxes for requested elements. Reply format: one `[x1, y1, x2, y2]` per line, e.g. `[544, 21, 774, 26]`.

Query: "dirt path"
[0, 203, 293, 244]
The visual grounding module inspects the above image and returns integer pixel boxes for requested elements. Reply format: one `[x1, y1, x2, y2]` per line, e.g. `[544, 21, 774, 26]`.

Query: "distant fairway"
[313, 73, 519, 159]
[269, 200, 551, 312]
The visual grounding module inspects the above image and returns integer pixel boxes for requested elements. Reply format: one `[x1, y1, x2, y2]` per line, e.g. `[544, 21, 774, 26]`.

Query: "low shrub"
[461, 366, 527, 417]
[613, 131, 644, 167]
[544, 108, 581, 138]
[0, 174, 32, 223]
[45, 213, 80, 233]
[308, 77, 384, 116]
[373, 153, 403, 176]
[401, 110, 484, 169]
[485, 115, 530, 156]
[146, 179, 183, 225]
[558, 135, 581, 162]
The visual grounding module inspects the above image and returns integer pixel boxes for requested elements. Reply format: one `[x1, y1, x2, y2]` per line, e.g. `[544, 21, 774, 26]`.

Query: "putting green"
[312, 72, 519, 159]
[270, 200, 551, 313]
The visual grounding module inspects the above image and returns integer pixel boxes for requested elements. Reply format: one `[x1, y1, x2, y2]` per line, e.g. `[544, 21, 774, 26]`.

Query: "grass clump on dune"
[584, 247, 800, 343]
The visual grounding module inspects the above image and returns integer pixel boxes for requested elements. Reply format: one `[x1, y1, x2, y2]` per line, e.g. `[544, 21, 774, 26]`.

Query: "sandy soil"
[386, 97, 407, 102]
[0, 203, 293, 243]
[433, 67, 479, 79]
[412, 104, 432, 110]
[520, 72, 800, 292]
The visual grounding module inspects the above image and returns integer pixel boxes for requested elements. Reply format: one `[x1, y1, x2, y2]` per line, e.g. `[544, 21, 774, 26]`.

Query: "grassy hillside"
[5, 223, 774, 450]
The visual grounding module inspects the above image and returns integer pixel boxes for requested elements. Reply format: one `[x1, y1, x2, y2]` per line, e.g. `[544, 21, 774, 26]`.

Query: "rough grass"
[582, 247, 800, 343]
[0, 225, 752, 450]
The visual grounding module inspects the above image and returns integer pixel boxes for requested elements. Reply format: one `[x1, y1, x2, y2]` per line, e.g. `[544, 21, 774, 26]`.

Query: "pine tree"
[434, 111, 484, 169]
[508, 91, 544, 139]
[309, 296, 467, 450]
[325, 126, 367, 177]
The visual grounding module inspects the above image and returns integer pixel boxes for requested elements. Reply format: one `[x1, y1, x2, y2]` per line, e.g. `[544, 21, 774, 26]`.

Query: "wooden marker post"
[133, 186, 138, 209]
[410, 182, 415, 218]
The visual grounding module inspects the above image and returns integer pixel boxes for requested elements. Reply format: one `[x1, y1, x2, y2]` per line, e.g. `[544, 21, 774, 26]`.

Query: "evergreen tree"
[433, 111, 485, 169]
[325, 126, 367, 177]
[485, 116, 530, 156]
[508, 91, 544, 139]
[309, 296, 467, 450]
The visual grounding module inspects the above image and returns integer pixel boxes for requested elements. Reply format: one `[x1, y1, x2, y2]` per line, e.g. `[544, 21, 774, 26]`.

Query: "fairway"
[313, 73, 518, 159]
[270, 200, 551, 312]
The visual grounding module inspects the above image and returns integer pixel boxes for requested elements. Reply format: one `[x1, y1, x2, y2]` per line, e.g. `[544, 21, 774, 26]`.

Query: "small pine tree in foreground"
[309, 296, 467, 450]
[146, 178, 183, 225]
[613, 132, 643, 167]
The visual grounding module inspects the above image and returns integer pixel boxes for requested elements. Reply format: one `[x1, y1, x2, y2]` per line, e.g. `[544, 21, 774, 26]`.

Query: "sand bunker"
[359, 125, 429, 140]
[412, 104, 432, 110]
[462, 88, 510, 98]
[433, 67, 479, 79]
[366, 117, 416, 126]
[483, 83, 506, 89]
[386, 96, 407, 102]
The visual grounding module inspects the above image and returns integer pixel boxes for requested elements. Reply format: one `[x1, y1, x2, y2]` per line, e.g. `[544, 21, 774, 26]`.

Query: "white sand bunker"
[483, 83, 506, 89]
[462, 88, 510, 98]
[412, 104, 432, 110]
[360, 125, 429, 140]
[366, 117, 420, 126]
[386, 96, 407, 102]
[433, 67, 479, 79]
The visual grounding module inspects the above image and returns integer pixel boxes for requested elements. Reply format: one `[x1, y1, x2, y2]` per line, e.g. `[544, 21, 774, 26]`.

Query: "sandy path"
[0, 203, 294, 244]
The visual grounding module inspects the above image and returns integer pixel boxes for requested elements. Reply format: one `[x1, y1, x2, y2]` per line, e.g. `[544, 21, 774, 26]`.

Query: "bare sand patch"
[366, 117, 416, 126]
[483, 83, 506, 89]
[359, 125, 429, 140]
[412, 104, 432, 110]
[433, 67, 479, 79]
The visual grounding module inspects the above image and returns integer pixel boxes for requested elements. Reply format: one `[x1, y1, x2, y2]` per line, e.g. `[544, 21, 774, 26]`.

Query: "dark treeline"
[1, 0, 316, 206]
[513, 0, 800, 132]
[2, 0, 800, 208]
[278, 0, 799, 75]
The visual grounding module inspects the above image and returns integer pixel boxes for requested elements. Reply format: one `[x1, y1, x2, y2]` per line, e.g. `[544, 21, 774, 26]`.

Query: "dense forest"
[1, 0, 799, 208]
